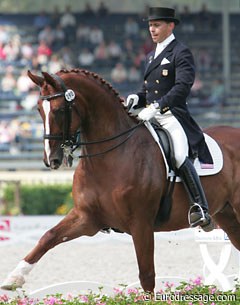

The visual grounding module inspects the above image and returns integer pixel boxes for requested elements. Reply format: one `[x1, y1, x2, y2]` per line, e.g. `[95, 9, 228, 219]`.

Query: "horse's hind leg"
[1, 208, 100, 290]
[214, 203, 240, 250]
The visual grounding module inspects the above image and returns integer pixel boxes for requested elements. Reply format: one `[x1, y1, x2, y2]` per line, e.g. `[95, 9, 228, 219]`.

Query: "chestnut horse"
[2, 69, 240, 293]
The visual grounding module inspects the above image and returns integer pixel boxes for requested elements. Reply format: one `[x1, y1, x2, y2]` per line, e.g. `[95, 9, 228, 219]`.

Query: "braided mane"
[59, 68, 125, 104]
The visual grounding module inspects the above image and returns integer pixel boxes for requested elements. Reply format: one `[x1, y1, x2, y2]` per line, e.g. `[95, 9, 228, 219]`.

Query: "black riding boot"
[178, 157, 213, 231]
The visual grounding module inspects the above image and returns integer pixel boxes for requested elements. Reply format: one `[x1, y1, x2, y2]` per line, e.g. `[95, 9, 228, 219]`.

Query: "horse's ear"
[28, 70, 44, 87]
[42, 71, 58, 89]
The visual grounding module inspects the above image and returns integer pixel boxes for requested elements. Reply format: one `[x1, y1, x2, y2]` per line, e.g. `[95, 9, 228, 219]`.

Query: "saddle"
[147, 119, 223, 227]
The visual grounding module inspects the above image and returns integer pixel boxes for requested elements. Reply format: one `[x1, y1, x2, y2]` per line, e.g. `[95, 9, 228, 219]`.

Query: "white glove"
[125, 94, 139, 110]
[138, 103, 158, 121]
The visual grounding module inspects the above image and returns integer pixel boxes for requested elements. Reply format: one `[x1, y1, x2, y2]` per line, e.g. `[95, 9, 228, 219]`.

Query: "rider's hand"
[138, 103, 159, 121]
[125, 94, 139, 111]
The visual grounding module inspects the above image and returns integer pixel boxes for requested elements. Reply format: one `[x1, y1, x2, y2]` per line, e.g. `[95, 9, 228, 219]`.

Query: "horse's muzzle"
[49, 159, 62, 170]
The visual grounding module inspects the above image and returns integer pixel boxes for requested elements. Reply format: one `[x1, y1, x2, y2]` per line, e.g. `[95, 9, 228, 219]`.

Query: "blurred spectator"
[30, 55, 42, 71]
[124, 17, 139, 38]
[0, 121, 12, 144]
[38, 25, 55, 46]
[20, 42, 34, 63]
[133, 50, 145, 69]
[48, 54, 63, 73]
[141, 36, 154, 55]
[0, 42, 6, 60]
[50, 5, 61, 29]
[37, 40, 52, 65]
[122, 38, 135, 64]
[110, 62, 127, 84]
[89, 26, 104, 46]
[33, 10, 50, 32]
[97, 2, 109, 16]
[94, 42, 108, 63]
[107, 40, 122, 63]
[78, 48, 95, 68]
[58, 46, 75, 67]
[128, 65, 141, 83]
[16, 70, 33, 96]
[21, 88, 39, 110]
[180, 6, 195, 33]
[190, 74, 205, 104]
[52, 24, 66, 51]
[1, 66, 17, 95]
[196, 3, 214, 31]
[59, 5, 77, 44]
[3, 39, 20, 62]
[196, 48, 212, 75]
[204, 79, 225, 107]
[82, 3, 95, 17]
[76, 23, 90, 44]
[0, 26, 10, 44]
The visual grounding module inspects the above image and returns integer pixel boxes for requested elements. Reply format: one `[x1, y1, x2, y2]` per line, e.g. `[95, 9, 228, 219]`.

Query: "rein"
[40, 73, 144, 159]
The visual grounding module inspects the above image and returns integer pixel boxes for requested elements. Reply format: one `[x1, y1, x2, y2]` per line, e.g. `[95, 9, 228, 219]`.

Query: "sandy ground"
[0, 229, 239, 298]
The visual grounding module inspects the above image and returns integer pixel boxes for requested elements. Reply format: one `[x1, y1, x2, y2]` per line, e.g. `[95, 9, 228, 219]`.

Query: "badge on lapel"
[162, 69, 168, 76]
[149, 55, 153, 63]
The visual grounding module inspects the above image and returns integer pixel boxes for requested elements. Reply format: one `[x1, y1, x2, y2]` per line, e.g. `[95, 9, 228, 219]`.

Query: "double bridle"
[40, 74, 144, 159]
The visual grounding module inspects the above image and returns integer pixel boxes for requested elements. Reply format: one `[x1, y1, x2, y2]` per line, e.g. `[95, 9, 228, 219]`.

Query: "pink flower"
[43, 296, 62, 305]
[113, 287, 122, 294]
[0, 294, 9, 302]
[164, 281, 174, 288]
[192, 276, 202, 286]
[126, 288, 138, 295]
[80, 295, 89, 303]
[209, 287, 217, 294]
[185, 285, 193, 291]
[66, 293, 73, 300]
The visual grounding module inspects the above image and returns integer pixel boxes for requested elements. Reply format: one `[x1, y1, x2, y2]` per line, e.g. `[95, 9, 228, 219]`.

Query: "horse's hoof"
[0, 275, 25, 290]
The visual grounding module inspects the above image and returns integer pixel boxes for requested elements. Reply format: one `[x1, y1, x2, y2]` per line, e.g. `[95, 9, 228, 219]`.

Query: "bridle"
[40, 74, 144, 159]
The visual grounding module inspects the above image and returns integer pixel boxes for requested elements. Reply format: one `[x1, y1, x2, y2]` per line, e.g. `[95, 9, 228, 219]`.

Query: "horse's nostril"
[50, 159, 61, 170]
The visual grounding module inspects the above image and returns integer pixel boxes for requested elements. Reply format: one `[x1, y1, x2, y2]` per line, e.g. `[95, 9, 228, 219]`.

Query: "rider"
[126, 7, 214, 231]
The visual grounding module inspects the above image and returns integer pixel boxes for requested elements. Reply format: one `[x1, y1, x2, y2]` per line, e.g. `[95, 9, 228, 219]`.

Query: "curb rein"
[40, 74, 144, 159]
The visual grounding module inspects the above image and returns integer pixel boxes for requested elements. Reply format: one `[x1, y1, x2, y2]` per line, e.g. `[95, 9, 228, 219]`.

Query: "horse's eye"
[53, 108, 64, 115]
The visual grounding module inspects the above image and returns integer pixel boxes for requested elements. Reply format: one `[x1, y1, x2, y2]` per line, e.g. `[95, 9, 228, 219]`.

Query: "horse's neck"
[80, 92, 133, 141]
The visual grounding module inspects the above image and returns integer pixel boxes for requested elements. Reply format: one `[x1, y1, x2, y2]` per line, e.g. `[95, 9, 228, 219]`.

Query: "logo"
[162, 69, 168, 76]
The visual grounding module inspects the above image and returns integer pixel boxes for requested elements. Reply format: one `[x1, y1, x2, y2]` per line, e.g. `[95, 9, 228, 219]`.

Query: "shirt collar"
[154, 33, 175, 58]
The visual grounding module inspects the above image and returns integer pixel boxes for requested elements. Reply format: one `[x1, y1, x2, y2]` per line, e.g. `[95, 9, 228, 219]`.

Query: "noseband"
[40, 73, 144, 159]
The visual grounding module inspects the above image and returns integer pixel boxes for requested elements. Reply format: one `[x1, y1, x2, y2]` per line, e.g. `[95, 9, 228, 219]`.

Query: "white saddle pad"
[194, 133, 223, 176]
[144, 122, 223, 179]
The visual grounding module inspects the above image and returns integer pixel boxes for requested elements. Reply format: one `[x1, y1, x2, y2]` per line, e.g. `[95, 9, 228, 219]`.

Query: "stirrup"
[188, 203, 208, 228]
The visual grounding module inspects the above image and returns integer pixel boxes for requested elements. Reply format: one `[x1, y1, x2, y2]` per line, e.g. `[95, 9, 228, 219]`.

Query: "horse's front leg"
[1, 208, 99, 290]
[131, 222, 155, 293]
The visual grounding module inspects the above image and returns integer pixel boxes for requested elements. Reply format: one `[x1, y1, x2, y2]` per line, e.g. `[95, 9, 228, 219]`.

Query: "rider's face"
[149, 20, 174, 43]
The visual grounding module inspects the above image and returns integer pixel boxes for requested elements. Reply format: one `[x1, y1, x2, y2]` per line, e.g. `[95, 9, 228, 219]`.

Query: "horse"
[2, 68, 240, 293]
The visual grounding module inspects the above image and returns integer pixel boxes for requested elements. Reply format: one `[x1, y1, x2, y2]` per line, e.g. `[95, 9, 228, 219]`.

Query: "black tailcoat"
[137, 39, 213, 164]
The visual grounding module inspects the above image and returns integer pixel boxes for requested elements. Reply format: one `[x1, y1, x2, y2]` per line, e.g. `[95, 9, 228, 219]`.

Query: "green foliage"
[2, 183, 72, 215]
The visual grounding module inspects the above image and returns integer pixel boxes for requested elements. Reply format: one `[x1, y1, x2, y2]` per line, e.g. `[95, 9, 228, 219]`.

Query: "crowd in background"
[0, 3, 231, 151]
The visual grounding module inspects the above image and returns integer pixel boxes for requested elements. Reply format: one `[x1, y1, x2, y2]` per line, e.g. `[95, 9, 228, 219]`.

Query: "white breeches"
[155, 110, 188, 168]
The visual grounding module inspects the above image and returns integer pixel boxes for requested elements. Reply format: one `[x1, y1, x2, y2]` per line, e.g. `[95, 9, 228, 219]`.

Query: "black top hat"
[145, 7, 180, 25]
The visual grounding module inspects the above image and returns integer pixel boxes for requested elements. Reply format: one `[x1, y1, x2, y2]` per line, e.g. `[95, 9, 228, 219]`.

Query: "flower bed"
[0, 277, 239, 305]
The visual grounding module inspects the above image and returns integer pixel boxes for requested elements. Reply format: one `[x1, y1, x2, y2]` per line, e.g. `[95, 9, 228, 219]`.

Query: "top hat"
[145, 7, 180, 25]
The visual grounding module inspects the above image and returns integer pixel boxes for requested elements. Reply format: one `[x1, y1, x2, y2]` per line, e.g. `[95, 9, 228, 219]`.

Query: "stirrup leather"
[188, 203, 207, 227]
